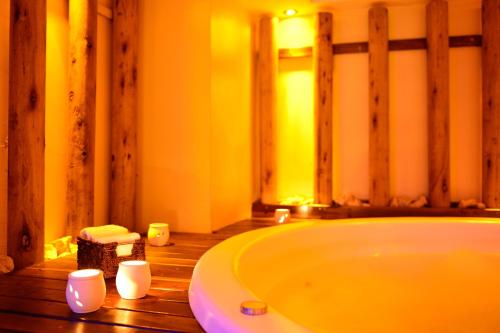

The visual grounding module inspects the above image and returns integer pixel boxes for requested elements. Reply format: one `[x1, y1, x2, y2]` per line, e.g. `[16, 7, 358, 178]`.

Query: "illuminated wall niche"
[276, 15, 315, 205]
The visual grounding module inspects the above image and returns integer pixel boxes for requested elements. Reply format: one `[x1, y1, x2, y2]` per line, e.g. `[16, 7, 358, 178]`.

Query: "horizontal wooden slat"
[278, 34, 482, 59]
[0, 312, 137, 333]
[0, 296, 203, 332]
[0, 275, 190, 303]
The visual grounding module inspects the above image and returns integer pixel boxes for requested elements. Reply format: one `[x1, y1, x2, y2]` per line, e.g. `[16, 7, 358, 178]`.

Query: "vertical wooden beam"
[66, 0, 97, 239]
[313, 13, 333, 205]
[368, 6, 390, 207]
[482, 0, 500, 208]
[427, 0, 450, 208]
[111, 0, 138, 229]
[8, 0, 46, 269]
[259, 17, 278, 204]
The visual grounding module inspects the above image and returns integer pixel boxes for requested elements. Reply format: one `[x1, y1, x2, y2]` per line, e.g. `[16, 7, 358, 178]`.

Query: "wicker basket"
[77, 237, 146, 279]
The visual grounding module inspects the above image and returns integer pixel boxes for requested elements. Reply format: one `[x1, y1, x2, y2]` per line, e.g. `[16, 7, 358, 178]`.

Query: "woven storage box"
[77, 237, 146, 279]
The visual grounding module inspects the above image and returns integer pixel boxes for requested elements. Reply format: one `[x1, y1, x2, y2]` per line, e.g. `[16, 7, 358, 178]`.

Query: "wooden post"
[368, 6, 390, 207]
[482, 0, 500, 207]
[259, 17, 278, 204]
[66, 0, 97, 239]
[8, 0, 46, 269]
[427, 0, 450, 208]
[111, 0, 138, 229]
[313, 13, 333, 205]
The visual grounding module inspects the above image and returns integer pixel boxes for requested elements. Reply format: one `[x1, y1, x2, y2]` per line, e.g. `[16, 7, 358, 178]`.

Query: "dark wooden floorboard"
[0, 312, 147, 333]
[0, 219, 276, 332]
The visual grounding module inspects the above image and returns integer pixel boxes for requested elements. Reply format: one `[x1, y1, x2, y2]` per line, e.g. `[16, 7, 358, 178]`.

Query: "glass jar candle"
[116, 260, 151, 299]
[274, 208, 291, 224]
[147, 222, 170, 246]
[66, 269, 106, 313]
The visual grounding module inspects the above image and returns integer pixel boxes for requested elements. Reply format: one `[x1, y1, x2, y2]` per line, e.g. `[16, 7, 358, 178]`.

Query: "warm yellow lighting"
[284, 8, 297, 16]
[66, 269, 106, 313]
[277, 64, 314, 200]
[116, 261, 151, 299]
[278, 16, 314, 49]
[275, 208, 291, 224]
[70, 269, 101, 279]
[298, 205, 310, 217]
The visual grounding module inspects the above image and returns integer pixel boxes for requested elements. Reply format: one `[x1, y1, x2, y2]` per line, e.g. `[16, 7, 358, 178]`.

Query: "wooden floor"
[0, 219, 275, 333]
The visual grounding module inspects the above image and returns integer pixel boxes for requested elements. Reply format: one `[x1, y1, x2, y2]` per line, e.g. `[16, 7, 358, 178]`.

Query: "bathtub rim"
[188, 216, 500, 333]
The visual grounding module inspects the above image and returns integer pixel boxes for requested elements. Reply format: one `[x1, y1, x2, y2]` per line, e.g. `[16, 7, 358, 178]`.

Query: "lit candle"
[66, 269, 106, 313]
[298, 205, 310, 218]
[274, 208, 290, 224]
[147, 222, 170, 246]
[116, 260, 151, 300]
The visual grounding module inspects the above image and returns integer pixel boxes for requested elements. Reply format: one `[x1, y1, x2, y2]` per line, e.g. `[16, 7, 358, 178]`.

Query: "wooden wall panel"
[313, 13, 333, 205]
[482, 0, 500, 208]
[111, 0, 139, 229]
[8, 0, 46, 269]
[259, 17, 278, 204]
[368, 6, 390, 207]
[66, 0, 98, 239]
[427, 0, 450, 208]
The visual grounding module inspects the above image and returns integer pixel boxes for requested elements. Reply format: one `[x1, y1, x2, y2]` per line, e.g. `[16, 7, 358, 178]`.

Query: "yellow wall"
[137, 0, 213, 233]
[276, 17, 315, 202]
[138, 0, 253, 233]
[388, 5, 428, 199]
[45, 0, 69, 243]
[95, 14, 112, 227]
[0, 0, 9, 255]
[276, 2, 482, 202]
[332, 9, 370, 200]
[449, 4, 481, 201]
[210, 2, 253, 231]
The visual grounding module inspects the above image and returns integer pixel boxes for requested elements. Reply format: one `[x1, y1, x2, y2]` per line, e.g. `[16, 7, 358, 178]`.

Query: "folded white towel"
[94, 232, 141, 244]
[80, 225, 129, 242]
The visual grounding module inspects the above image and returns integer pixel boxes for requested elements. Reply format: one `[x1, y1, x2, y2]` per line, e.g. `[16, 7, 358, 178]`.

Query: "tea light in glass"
[116, 260, 152, 299]
[274, 208, 290, 224]
[66, 269, 106, 313]
[147, 222, 170, 246]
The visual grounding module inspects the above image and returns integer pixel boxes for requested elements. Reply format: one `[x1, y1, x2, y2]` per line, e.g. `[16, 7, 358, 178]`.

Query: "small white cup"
[116, 260, 152, 299]
[274, 208, 291, 224]
[148, 222, 170, 246]
[66, 269, 106, 313]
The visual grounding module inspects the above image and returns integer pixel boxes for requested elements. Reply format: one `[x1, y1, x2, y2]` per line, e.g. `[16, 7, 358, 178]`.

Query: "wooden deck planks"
[0, 312, 140, 333]
[0, 222, 270, 332]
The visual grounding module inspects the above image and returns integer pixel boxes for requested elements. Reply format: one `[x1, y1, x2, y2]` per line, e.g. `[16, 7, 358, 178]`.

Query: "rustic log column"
[368, 6, 390, 207]
[111, 0, 138, 229]
[427, 0, 450, 208]
[482, 0, 500, 208]
[66, 0, 97, 239]
[313, 13, 333, 205]
[259, 17, 278, 204]
[8, 0, 46, 269]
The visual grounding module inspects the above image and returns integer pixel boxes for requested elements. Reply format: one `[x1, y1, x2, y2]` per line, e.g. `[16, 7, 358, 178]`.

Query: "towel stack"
[80, 225, 141, 244]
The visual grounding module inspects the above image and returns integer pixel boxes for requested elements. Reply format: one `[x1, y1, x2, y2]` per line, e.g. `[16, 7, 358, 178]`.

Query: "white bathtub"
[189, 217, 500, 333]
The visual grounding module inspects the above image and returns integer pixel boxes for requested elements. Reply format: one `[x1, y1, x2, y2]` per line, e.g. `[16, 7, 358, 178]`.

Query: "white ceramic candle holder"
[116, 260, 151, 300]
[148, 223, 170, 246]
[274, 208, 291, 224]
[66, 269, 106, 313]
